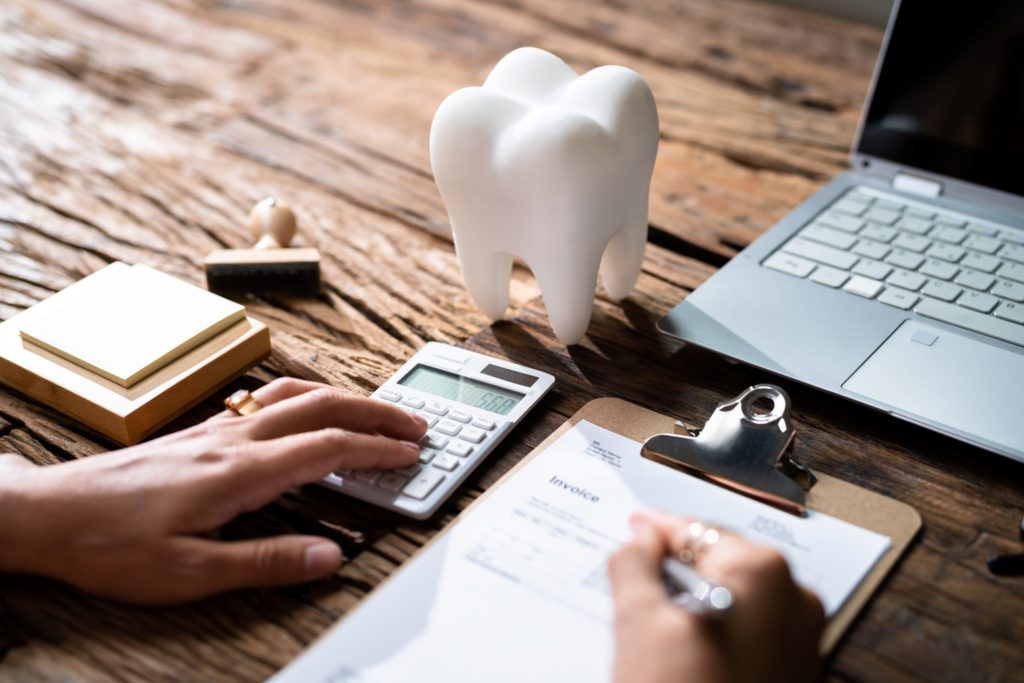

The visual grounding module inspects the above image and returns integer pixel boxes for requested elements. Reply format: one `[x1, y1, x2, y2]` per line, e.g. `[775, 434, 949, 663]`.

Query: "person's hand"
[607, 509, 824, 683]
[0, 378, 427, 604]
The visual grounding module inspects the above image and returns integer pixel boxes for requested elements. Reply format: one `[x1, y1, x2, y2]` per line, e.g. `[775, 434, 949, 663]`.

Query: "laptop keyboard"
[763, 186, 1024, 348]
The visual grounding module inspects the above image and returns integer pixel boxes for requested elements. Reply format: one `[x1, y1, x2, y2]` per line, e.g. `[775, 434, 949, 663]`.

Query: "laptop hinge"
[892, 172, 943, 198]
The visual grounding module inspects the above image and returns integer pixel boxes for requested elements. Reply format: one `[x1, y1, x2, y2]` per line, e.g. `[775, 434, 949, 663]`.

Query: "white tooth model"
[430, 47, 660, 345]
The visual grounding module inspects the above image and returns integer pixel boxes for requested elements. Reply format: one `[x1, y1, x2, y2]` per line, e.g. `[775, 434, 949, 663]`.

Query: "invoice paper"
[272, 420, 891, 683]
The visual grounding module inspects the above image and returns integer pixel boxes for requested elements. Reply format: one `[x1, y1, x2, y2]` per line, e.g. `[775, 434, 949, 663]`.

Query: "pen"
[661, 556, 734, 615]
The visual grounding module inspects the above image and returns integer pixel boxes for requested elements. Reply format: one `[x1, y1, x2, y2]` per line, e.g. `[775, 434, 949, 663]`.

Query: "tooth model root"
[601, 209, 649, 301]
[453, 231, 514, 322]
[531, 241, 606, 346]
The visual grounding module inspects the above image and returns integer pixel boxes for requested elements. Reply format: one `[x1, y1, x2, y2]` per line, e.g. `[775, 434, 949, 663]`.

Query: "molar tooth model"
[430, 47, 660, 345]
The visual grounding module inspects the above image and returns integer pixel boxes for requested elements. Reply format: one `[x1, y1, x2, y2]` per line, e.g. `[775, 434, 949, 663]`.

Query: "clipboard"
[524, 392, 922, 654]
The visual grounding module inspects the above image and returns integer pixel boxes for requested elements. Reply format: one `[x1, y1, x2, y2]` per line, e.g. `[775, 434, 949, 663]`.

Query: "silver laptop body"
[658, 0, 1024, 462]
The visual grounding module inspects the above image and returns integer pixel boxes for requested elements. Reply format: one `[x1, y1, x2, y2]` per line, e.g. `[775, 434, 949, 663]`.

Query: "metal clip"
[641, 385, 815, 516]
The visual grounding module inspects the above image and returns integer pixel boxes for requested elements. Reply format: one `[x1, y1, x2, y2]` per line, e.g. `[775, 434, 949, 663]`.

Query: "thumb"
[607, 514, 669, 615]
[171, 535, 344, 599]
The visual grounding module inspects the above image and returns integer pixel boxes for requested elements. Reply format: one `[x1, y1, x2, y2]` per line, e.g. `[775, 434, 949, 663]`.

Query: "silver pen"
[662, 556, 734, 615]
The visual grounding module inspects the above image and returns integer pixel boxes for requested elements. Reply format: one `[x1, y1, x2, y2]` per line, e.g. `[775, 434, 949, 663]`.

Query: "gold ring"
[224, 389, 263, 416]
[677, 521, 722, 565]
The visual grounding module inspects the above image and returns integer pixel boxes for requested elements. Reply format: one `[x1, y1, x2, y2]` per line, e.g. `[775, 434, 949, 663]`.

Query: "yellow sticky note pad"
[20, 264, 246, 387]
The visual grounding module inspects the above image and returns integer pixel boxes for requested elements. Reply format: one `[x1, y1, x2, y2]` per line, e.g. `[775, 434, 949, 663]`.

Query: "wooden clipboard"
[514, 397, 923, 654]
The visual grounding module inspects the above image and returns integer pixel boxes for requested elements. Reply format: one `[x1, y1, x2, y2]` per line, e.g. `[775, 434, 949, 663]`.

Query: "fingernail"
[304, 542, 342, 577]
[629, 515, 652, 537]
[412, 414, 428, 427]
[402, 440, 421, 453]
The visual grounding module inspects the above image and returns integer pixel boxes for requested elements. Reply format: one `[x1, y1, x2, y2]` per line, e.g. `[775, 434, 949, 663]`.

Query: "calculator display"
[398, 365, 525, 415]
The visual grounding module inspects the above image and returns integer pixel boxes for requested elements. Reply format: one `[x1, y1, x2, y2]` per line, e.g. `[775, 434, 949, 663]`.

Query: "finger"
[245, 387, 427, 442]
[206, 429, 420, 513]
[607, 514, 670, 615]
[210, 377, 326, 422]
[167, 535, 343, 599]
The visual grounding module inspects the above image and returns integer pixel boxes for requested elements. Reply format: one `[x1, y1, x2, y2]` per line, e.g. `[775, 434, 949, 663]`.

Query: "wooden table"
[1, 1, 1021, 681]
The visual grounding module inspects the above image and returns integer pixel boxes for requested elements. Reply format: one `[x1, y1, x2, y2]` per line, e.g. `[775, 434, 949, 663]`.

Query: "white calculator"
[318, 342, 555, 519]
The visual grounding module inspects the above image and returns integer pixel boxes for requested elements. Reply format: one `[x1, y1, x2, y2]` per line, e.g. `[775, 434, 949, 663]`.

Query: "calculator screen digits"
[398, 365, 525, 415]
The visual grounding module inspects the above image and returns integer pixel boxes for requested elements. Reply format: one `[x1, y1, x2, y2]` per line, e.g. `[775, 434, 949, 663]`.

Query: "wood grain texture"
[1, 1, 1021, 682]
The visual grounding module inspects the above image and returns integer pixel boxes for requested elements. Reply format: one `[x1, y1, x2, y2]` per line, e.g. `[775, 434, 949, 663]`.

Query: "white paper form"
[272, 421, 891, 683]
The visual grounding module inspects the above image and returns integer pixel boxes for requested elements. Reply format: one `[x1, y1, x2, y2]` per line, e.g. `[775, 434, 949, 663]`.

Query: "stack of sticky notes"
[20, 264, 246, 387]
[0, 262, 271, 444]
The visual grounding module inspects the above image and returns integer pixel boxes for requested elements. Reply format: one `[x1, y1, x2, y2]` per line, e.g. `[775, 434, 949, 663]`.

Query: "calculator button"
[416, 412, 438, 428]
[418, 449, 437, 465]
[351, 470, 380, 484]
[335, 468, 352, 477]
[397, 463, 422, 477]
[401, 397, 426, 409]
[422, 433, 449, 450]
[459, 427, 486, 444]
[424, 401, 448, 416]
[378, 389, 402, 402]
[402, 469, 445, 499]
[436, 420, 462, 436]
[432, 454, 460, 471]
[446, 442, 474, 458]
[376, 472, 409, 492]
[448, 410, 472, 423]
[471, 417, 496, 431]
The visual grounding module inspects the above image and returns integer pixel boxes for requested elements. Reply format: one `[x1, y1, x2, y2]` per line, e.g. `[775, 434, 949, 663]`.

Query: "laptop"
[658, 0, 1024, 463]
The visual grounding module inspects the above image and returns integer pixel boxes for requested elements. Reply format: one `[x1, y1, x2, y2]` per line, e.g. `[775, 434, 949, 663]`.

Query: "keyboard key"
[892, 233, 930, 253]
[860, 223, 898, 243]
[843, 276, 883, 299]
[878, 287, 918, 310]
[422, 433, 449, 450]
[402, 469, 446, 499]
[417, 412, 438, 428]
[963, 234, 1001, 254]
[432, 454, 460, 472]
[906, 207, 936, 220]
[459, 427, 486, 444]
[895, 216, 931, 235]
[852, 240, 890, 261]
[852, 260, 892, 281]
[967, 222, 999, 236]
[847, 190, 874, 204]
[876, 199, 906, 212]
[916, 299, 1024, 348]
[1000, 243, 1024, 264]
[931, 226, 967, 244]
[832, 198, 869, 216]
[471, 417, 497, 431]
[351, 470, 380, 484]
[1000, 262, 1024, 284]
[802, 224, 857, 249]
[887, 270, 926, 291]
[378, 389, 402, 402]
[864, 207, 900, 225]
[959, 291, 999, 314]
[376, 472, 410, 492]
[955, 270, 996, 292]
[418, 449, 437, 464]
[809, 266, 849, 288]
[995, 302, 1024, 325]
[781, 238, 858, 270]
[401, 396, 426, 409]
[925, 243, 965, 262]
[919, 259, 958, 281]
[446, 441, 474, 458]
[448, 410, 472, 423]
[961, 252, 1001, 273]
[763, 251, 815, 278]
[1002, 230, 1024, 245]
[435, 420, 462, 436]
[818, 212, 864, 233]
[885, 250, 925, 270]
[921, 280, 961, 302]
[935, 216, 967, 228]
[993, 279, 1024, 303]
[424, 400, 448, 415]
[397, 463, 421, 476]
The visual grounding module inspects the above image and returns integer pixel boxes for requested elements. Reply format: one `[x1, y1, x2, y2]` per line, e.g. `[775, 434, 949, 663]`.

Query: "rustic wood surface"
[0, 1, 1021, 681]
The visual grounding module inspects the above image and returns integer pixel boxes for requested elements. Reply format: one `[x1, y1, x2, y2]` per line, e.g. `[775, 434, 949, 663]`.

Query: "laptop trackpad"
[843, 321, 1023, 455]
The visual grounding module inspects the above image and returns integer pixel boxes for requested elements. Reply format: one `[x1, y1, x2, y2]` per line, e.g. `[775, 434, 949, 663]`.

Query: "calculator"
[318, 342, 555, 519]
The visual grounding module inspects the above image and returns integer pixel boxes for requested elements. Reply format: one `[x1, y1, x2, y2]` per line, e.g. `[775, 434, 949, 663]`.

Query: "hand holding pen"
[607, 509, 825, 683]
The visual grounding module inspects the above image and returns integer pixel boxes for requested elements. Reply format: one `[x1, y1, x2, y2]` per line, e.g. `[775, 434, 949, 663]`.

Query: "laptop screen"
[857, 0, 1024, 198]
